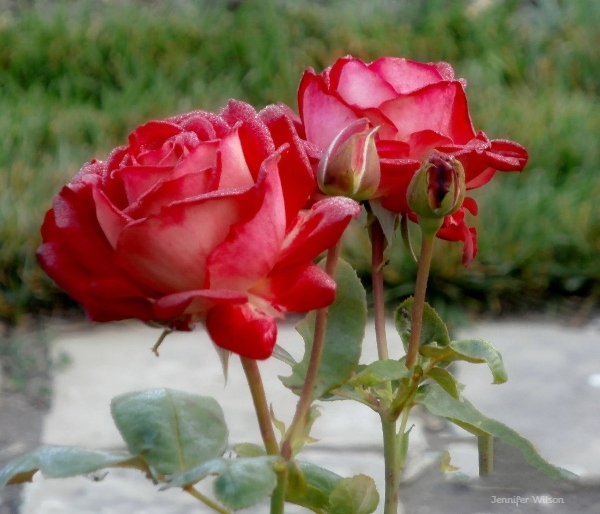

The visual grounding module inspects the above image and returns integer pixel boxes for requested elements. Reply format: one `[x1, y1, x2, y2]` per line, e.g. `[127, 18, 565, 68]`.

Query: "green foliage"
[111, 388, 228, 476]
[1, 0, 599, 321]
[280, 259, 367, 398]
[328, 475, 379, 514]
[417, 383, 576, 480]
[0, 446, 141, 487]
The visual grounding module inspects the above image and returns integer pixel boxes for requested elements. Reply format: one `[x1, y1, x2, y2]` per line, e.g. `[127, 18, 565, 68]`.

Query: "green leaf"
[281, 259, 367, 398]
[394, 298, 450, 351]
[111, 388, 228, 476]
[417, 383, 576, 480]
[286, 461, 341, 511]
[450, 339, 508, 384]
[167, 457, 278, 510]
[420, 339, 507, 384]
[329, 474, 379, 514]
[212, 457, 278, 510]
[349, 359, 410, 387]
[426, 367, 460, 399]
[0, 446, 141, 487]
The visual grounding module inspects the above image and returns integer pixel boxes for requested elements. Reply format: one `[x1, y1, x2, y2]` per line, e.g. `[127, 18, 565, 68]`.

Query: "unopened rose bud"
[407, 151, 465, 220]
[317, 119, 380, 201]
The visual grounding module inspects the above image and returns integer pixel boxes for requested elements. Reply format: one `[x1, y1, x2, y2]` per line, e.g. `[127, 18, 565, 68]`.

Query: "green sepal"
[111, 388, 228, 476]
[281, 258, 367, 399]
[417, 383, 576, 480]
[0, 446, 143, 487]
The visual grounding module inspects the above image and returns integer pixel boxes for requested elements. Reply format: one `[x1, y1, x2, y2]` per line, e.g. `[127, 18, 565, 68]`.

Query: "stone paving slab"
[16, 317, 600, 513]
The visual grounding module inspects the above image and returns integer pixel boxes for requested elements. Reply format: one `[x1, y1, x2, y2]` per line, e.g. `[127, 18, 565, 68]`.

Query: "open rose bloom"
[298, 56, 528, 263]
[37, 100, 359, 359]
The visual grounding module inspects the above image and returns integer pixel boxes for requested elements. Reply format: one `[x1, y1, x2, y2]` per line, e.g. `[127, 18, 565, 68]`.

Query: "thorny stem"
[405, 231, 436, 368]
[370, 218, 389, 361]
[281, 240, 342, 461]
[184, 486, 231, 513]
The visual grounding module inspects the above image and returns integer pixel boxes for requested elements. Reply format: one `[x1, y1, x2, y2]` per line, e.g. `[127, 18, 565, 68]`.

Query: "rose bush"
[37, 100, 360, 359]
[298, 55, 528, 263]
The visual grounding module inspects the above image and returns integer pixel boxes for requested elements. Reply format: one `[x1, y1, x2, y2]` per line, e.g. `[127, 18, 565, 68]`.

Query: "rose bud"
[317, 118, 380, 201]
[407, 151, 466, 220]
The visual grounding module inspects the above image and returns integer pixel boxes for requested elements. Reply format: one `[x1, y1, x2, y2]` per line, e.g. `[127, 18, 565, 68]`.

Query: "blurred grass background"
[0, 0, 599, 325]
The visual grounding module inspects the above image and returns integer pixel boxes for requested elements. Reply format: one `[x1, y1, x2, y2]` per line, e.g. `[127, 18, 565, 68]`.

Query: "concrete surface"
[12, 318, 600, 513]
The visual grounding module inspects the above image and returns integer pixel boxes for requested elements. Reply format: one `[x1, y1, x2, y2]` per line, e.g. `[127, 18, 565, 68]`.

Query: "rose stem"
[371, 218, 400, 514]
[370, 218, 389, 360]
[184, 486, 231, 513]
[240, 357, 286, 514]
[478, 435, 494, 475]
[281, 239, 342, 461]
[405, 231, 436, 369]
[240, 357, 280, 456]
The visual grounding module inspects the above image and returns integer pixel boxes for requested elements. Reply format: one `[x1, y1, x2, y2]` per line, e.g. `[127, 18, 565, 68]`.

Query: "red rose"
[298, 56, 528, 263]
[37, 100, 360, 359]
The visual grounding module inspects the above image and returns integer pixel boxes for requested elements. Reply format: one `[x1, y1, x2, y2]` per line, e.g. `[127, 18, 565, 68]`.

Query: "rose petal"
[127, 120, 182, 155]
[253, 263, 336, 313]
[207, 154, 286, 291]
[124, 168, 219, 220]
[276, 196, 361, 268]
[221, 100, 275, 177]
[206, 303, 278, 359]
[368, 57, 445, 95]
[154, 289, 248, 320]
[217, 127, 256, 190]
[379, 81, 475, 144]
[260, 104, 316, 223]
[93, 187, 131, 249]
[116, 190, 257, 292]
[299, 69, 359, 150]
[330, 56, 398, 109]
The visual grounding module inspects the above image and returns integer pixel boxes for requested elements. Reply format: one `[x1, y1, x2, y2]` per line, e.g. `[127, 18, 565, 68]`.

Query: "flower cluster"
[299, 56, 528, 262]
[38, 56, 527, 359]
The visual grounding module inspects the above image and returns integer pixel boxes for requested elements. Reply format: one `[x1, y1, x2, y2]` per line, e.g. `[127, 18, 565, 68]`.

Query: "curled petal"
[253, 263, 336, 313]
[206, 303, 278, 360]
[154, 289, 248, 320]
[277, 197, 361, 268]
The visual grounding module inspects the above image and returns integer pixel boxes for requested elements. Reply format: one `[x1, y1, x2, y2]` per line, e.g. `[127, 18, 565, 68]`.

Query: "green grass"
[0, 0, 599, 323]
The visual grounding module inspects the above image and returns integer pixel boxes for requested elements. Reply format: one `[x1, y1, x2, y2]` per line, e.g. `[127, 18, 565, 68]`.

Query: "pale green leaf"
[0, 446, 140, 487]
[349, 359, 410, 387]
[394, 298, 450, 351]
[329, 474, 379, 514]
[167, 455, 278, 510]
[111, 388, 228, 476]
[417, 383, 576, 480]
[286, 461, 341, 511]
[426, 367, 460, 399]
